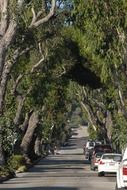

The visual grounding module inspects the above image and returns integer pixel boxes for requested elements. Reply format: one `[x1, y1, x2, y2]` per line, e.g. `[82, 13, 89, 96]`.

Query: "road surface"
[0, 126, 116, 190]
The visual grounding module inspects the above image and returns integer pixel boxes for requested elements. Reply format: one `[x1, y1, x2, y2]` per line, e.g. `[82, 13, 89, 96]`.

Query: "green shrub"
[8, 155, 26, 170]
[0, 166, 15, 177]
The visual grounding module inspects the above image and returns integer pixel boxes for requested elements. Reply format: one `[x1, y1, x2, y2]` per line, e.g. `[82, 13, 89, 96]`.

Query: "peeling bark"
[34, 136, 42, 156]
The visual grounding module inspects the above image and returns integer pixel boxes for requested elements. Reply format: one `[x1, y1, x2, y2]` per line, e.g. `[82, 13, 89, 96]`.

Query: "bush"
[8, 155, 26, 170]
[0, 166, 15, 177]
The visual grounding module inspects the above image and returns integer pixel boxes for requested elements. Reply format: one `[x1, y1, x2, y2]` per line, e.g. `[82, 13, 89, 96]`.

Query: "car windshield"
[96, 153, 103, 158]
[89, 142, 94, 147]
[102, 154, 122, 161]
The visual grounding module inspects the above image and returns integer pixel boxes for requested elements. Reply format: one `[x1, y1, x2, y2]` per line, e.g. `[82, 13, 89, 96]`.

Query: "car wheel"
[115, 183, 125, 190]
[98, 172, 104, 177]
[115, 183, 118, 190]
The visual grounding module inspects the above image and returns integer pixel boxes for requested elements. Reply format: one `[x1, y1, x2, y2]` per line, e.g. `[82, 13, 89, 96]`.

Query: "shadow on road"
[0, 187, 78, 190]
[0, 126, 90, 189]
[38, 159, 85, 165]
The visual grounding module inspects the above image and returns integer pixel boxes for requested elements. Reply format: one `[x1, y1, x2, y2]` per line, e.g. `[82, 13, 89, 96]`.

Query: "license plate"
[109, 163, 115, 165]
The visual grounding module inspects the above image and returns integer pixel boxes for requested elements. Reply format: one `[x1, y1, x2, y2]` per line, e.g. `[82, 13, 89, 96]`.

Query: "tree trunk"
[0, 20, 17, 114]
[0, 0, 56, 165]
[20, 111, 39, 163]
[105, 111, 113, 143]
[0, 127, 5, 165]
[34, 136, 42, 156]
[14, 96, 25, 126]
[20, 111, 33, 132]
[13, 111, 33, 154]
[81, 101, 97, 131]
[0, 44, 6, 78]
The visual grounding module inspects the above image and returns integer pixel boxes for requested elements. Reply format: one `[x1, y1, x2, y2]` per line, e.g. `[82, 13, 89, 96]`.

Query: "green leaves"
[72, 0, 127, 82]
[71, 0, 127, 148]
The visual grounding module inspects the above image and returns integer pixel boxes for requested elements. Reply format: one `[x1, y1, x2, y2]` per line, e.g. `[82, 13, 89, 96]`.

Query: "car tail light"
[123, 166, 127, 175]
[99, 160, 105, 165]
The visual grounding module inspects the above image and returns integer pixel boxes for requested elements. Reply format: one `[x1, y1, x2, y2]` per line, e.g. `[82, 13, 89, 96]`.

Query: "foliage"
[0, 166, 15, 177]
[0, 0, 77, 162]
[87, 124, 97, 140]
[68, 0, 127, 149]
[8, 155, 26, 170]
[2, 0, 127, 161]
[112, 113, 127, 149]
[72, 0, 127, 82]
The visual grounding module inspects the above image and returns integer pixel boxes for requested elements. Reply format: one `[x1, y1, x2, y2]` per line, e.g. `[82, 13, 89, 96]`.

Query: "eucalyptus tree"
[0, 0, 56, 165]
[0, 0, 77, 163]
[70, 0, 127, 148]
[0, 0, 56, 114]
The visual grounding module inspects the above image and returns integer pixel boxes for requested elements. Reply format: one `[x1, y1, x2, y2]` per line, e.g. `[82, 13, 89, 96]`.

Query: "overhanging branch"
[29, 0, 56, 28]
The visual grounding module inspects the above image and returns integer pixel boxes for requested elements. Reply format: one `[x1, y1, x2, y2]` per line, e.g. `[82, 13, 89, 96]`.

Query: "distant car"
[95, 141, 102, 145]
[90, 152, 103, 171]
[85, 140, 95, 151]
[98, 153, 122, 177]
[115, 148, 127, 190]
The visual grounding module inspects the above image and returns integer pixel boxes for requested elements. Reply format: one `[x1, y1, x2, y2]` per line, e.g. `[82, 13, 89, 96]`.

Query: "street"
[0, 126, 116, 190]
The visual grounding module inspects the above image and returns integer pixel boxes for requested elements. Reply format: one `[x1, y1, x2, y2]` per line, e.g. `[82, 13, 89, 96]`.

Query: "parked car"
[115, 148, 127, 190]
[93, 144, 112, 155]
[85, 140, 95, 151]
[98, 153, 122, 177]
[90, 152, 103, 171]
[83, 140, 95, 160]
[95, 141, 102, 145]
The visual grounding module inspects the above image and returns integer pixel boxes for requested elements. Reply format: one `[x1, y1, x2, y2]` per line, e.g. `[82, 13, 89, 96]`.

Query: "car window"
[89, 142, 94, 147]
[104, 149, 112, 153]
[113, 155, 122, 162]
[96, 153, 103, 158]
[102, 154, 122, 160]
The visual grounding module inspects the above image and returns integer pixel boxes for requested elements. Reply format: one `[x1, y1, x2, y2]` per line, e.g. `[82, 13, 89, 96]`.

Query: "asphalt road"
[0, 126, 116, 190]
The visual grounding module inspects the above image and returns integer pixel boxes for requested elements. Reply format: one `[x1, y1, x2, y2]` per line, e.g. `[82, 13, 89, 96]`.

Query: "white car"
[98, 153, 122, 177]
[116, 148, 127, 190]
[85, 140, 95, 150]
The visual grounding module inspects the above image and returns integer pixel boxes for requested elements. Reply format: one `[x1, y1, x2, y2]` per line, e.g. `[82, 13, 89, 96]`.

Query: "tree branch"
[17, 0, 25, 9]
[31, 42, 45, 73]
[11, 74, 24, 95]
[29, 0, 56, 28]
[0, 0, 9, 37]
[81, 101, 97, 131]
[31, 56, 45, 73]
[20, 111, 33, 132]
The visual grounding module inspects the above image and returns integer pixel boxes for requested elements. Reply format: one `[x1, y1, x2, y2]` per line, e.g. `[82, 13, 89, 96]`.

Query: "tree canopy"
[1, 0, 127, 168]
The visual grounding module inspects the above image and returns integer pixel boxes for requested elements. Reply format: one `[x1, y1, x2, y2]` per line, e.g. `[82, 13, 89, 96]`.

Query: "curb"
[0, 173, 15, 183]
[0, 155, 46, 183]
